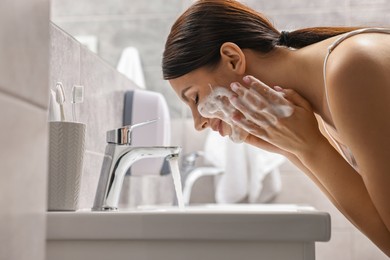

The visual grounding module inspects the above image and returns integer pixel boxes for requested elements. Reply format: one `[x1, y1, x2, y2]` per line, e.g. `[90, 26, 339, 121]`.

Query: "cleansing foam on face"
[197, 86, 249, 143]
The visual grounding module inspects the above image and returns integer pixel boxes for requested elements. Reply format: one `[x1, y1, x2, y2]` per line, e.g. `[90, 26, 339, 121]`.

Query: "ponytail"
[278, 27, 362, 49]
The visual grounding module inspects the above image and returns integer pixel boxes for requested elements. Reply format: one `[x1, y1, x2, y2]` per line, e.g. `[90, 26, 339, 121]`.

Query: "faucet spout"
[92, 145, 181, 211]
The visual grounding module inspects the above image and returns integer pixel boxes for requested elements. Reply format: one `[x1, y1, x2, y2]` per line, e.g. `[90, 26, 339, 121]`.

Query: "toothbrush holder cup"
[48, 121, 86, 211]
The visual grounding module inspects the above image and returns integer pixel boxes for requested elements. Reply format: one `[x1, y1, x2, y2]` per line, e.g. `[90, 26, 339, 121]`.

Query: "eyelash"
[194, 94, 199, 105]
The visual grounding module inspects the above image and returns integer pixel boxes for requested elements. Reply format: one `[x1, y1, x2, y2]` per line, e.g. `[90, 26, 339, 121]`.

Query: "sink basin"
[47, 204, 330, 260]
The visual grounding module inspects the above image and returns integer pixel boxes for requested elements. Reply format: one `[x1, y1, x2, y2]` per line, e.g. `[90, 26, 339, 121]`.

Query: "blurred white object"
[71, 85, 84, 122]
[124, 90, 171, 175]
[49, 89, 61, 121]
[117, 46, 146, 89]
[74, 35, 98, 53]
[55, 82, 66, 121]
[204, 131, 285, 203]
[119, 90, 172, 208]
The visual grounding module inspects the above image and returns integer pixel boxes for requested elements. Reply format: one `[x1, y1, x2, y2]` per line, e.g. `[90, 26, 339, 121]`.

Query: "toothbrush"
[71, 85, 84, 122]
[55, 82, 66, 121]
[49, 89, 61, 121]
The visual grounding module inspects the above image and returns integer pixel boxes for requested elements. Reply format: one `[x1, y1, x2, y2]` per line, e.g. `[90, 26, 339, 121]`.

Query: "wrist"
[295, 136, 330, 164]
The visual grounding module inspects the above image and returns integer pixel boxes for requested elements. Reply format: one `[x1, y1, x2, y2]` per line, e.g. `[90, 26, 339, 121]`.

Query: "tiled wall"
[51, 0, 390, 118]
[0, 0, 50, 259]
[51, 0, 186, 117]
[50, 23, 139, 209]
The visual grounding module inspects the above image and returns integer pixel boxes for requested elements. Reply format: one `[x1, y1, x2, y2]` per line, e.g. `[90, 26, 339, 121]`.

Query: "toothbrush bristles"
[71, 85, 84, 122]
[55, 82, 65, 104]
[55, 82, 66, 121]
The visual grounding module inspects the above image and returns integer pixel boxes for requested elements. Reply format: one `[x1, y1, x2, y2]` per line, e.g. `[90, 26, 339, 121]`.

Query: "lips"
[211, 120, 223, 135]
[211, 120, 219, 131]
[217, 120, 224, 136]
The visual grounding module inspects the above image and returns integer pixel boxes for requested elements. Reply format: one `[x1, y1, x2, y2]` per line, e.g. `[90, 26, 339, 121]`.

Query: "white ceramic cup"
[48, 121, 86, 211]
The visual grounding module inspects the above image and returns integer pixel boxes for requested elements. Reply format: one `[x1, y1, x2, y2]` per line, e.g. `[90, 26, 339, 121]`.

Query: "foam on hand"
[238, 86, 293, 125]
[197, 86, 249, 143]
[197, 83, 295, 143]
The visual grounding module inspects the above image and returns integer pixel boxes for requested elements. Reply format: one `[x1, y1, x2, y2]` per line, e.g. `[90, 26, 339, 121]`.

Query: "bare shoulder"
[326, 33, 390, 87]
[325, 33, 390, 110]
[323, 32, 390, 175]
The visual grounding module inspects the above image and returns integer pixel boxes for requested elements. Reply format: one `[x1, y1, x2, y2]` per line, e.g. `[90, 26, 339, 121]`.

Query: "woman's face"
[169, 65, 245, 139]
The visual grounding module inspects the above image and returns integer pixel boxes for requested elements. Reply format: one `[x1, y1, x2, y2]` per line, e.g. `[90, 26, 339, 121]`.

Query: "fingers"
[230, 95, 271, 128]
[230, 80, 289, 121]
[230, 82, 278, 126]
[243, 75, 272, 95]
[231, 82, 268, 110]
[241, 76, 291, 107]
[232, 116, 269, 140]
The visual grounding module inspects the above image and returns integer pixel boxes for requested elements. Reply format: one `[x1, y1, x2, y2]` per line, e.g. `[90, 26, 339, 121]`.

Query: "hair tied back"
[279, 31, 290, 47]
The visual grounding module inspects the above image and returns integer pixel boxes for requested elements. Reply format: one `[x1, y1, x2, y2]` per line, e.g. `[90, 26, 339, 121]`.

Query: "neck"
[244, 43, 331, 121]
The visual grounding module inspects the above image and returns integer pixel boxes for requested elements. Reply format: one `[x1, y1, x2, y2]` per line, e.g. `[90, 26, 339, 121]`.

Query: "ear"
[220, 42, 246, 75]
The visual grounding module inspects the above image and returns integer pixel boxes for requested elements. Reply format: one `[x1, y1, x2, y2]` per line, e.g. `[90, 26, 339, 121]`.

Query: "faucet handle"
[106, 119, 158, 144]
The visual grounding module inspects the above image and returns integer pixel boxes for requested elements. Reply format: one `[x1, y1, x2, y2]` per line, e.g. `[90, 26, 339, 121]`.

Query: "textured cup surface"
[48, 121, 86, 211]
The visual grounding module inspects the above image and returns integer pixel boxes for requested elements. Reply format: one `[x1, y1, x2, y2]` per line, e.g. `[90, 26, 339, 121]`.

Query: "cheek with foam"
[197, 86, 249, 143]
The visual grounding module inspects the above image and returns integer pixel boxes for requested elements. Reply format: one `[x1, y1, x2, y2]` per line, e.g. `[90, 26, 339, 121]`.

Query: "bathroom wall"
[50, 23, 139, 209]
[51, 0, 390, 118]
[0, 0, 50, 259]
[51, 0, 186, 117]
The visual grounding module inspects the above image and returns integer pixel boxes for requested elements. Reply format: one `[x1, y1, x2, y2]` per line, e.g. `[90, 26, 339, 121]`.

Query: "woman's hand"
[230, 75, 325, 158]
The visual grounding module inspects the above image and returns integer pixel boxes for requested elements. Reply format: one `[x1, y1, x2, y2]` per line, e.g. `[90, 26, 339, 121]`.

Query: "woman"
[162, 0, 390, 255]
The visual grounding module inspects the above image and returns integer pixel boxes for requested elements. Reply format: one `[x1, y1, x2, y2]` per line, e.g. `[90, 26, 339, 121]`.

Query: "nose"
[194, 113, 209, 131]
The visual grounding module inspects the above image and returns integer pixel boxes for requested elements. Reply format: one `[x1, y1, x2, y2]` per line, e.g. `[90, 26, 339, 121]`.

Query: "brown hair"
[162, 0, 359, 80]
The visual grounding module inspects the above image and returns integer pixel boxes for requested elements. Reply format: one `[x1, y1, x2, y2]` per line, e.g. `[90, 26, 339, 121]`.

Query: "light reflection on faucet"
[92, 144, 180, 211]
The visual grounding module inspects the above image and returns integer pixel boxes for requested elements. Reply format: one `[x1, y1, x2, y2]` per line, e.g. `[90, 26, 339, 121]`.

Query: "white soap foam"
[240, 87, 293, 125]
[197, 84, 294, 143]
[197, 86, 249, 143]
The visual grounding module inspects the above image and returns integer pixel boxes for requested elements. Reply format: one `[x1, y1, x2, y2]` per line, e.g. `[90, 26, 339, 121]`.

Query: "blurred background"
[49, 1, 390, 259]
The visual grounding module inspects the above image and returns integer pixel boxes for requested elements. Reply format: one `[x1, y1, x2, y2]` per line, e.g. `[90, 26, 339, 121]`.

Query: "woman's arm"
[298, 136, 390, 256]
[245, 103, 390, 256]
[233, 75, 390, 255]
[246, 133, 344, 209]
[325, 36, 390, 246]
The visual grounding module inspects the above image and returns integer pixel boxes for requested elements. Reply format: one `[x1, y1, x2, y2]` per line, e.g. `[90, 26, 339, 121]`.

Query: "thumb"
[276, 88, 312, 111]
[245, 134, 279, 153]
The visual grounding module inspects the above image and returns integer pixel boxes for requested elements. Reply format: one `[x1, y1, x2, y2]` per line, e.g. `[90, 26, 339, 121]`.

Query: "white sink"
[46, 204, 330, 260]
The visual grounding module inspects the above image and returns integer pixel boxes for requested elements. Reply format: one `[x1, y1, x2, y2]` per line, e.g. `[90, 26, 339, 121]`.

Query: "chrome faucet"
[92, 120, 181, 211]
[180, 151, 223, 205]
